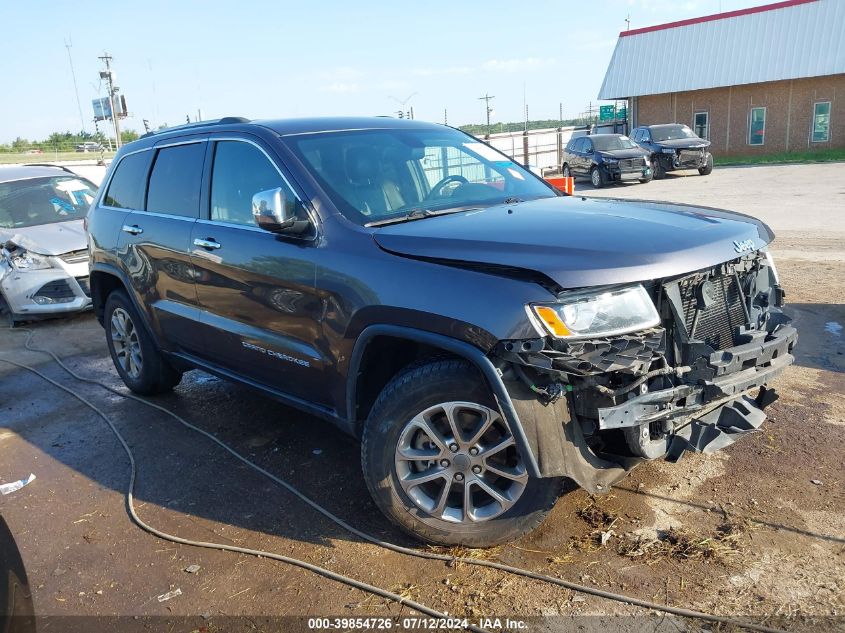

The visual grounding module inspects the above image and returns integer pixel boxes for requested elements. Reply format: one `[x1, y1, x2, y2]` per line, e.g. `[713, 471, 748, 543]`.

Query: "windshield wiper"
[365, 206, 476, 227]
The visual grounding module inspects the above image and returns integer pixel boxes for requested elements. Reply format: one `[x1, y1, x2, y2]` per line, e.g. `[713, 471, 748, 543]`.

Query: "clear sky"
[0, 0, 774, 143]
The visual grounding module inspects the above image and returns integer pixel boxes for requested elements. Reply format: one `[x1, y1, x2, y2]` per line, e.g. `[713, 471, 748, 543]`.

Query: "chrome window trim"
[206, 135, 319, 238]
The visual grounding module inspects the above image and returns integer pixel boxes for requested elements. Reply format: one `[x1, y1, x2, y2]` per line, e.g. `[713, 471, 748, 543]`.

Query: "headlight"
[531, 285, 660, 339]
[661, 148, 676, 154]
[10, 252, 53, 270]
[603, 157, 618, 164]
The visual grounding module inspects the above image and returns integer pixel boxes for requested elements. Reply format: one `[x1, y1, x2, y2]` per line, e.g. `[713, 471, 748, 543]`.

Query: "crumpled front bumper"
[596, 323, 797, 456]
[0, 260, 92, 317]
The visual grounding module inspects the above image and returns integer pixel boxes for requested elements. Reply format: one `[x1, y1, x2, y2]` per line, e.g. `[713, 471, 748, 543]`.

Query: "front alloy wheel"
[362, 359, 561, 546]
[394, 401, 528, 523]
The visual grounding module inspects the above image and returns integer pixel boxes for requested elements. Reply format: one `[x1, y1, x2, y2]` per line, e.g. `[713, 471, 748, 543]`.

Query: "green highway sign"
[599, 105, 615, 121]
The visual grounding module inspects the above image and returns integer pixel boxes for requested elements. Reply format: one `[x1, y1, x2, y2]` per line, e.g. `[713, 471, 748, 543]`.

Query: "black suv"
[631, 124, 713, 179]
[86, 117, 795, 546]
[560, 134, 651, 188]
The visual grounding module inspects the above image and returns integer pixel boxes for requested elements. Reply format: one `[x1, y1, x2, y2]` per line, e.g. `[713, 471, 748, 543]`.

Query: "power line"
[64, 37, 86, 134]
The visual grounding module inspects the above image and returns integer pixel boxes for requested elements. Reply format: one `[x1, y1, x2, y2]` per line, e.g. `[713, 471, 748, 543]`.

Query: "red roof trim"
[619, 0, 818, 37]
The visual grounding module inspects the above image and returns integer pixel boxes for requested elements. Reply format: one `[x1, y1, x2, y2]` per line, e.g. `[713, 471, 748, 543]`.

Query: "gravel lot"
[1, 163, 843, 632]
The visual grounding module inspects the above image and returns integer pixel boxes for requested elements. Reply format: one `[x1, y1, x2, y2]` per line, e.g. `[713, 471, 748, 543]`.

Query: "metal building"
[598, 0, 845, 155]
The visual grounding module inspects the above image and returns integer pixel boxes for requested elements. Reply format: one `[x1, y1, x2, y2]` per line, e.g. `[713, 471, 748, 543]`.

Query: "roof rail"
[140, 116, 250, 139]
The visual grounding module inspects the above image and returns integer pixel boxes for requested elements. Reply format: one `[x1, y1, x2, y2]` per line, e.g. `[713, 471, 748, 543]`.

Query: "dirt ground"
[1, 163, 843, 632]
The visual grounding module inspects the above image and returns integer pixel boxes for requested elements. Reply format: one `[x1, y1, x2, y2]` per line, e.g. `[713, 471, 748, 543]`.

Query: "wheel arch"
[347, 324, 541, 478]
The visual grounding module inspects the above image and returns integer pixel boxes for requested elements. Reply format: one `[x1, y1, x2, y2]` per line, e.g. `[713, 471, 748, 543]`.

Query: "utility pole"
[98, 52, 121, 149]
[65, 38, 86, 134]
[625, 14, 631, 30]
[559, 102, 563, 126]
[444, 109, 447, 125]
[478, 94, 494, 138]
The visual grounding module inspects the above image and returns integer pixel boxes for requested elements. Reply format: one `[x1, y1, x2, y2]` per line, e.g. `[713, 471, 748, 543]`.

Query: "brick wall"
[634, 74, 844, 155]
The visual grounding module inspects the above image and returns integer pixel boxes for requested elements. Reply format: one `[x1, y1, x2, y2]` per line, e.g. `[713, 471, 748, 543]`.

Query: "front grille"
[618, 158, 639, 171]
[60, 249, 88, 264]
[76, 276, 91, 297]
[678, 273, 747, 350]
[34, 279, 75, 300]
[679, 149, 703, 166]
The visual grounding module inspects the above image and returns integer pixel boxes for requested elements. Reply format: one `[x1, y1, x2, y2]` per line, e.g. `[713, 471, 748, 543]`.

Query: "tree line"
[0, 130, 140, 153]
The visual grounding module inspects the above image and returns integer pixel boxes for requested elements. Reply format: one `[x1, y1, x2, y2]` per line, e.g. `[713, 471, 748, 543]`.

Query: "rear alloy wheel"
[362, 360, 561, 546]
[590, 166, 605, 188]
[698, 153, 714, 175]
[104, 290, 183, 395]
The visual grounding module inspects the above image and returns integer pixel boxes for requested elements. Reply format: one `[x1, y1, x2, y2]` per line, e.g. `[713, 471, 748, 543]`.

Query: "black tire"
[651, 155, 667, 179]
[562, 164, 572, 179]
[623, 424, 668, 460]
[639, 169, 654, 184]
[589, 166, 605, 189]
[361, 359, 561, 547]
[104, 290, 182, 395]
[698, 154, 713, 175]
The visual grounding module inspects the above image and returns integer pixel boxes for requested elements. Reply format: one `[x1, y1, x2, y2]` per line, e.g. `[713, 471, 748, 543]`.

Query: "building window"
[812, 102, 831, 143]
[693, 112, 709, 140]
[748, 107, 766, 146]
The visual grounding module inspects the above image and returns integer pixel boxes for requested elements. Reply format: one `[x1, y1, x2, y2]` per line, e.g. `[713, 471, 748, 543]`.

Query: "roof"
[128, 116, 446, 151]
[598, 0, 845, 99]
[0, 164, 79, 184]
[257, 116, 444, 136]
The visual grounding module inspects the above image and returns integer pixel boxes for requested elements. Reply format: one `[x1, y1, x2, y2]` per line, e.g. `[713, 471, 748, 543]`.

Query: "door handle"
[193, 237, 222, 250]
[121, 224, 143, 235]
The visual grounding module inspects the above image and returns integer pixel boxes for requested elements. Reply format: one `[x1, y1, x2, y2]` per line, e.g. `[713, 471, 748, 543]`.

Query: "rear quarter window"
[103, 151, 149, 209]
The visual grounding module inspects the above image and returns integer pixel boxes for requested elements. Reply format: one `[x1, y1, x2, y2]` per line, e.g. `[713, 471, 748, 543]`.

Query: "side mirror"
[252, 188, 293, 233]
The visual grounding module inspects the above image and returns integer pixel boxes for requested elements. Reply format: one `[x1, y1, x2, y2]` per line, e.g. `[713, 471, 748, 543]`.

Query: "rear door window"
[146, 142, 206, 217]
[104, 151, 149, 209]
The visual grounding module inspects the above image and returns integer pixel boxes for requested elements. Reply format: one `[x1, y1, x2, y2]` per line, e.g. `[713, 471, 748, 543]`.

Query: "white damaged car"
[0, 165, 98, 324]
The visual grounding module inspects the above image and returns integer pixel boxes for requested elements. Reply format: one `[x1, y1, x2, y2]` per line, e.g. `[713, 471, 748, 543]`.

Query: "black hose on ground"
[0, 327, 788, 633]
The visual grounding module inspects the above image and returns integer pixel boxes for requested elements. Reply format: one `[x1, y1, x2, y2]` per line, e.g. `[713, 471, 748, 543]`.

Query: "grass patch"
[715, 147, 845, 166]
[0, 151, 116, 164]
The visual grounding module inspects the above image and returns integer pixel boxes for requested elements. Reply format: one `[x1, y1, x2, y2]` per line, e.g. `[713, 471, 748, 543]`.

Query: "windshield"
[591, 135, 638, 151]
[0, 175, 97, 229]
[283, 127, 556, 225]
[651, 125, 698, 142]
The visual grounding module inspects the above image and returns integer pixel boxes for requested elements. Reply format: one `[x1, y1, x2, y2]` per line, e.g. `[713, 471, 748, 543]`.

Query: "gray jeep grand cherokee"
[86, 117, 796, 546]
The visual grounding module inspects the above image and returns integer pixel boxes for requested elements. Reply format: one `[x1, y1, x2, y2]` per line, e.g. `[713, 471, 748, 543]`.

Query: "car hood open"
[0, 219, 87, 256]
[372, 197, 773, 290]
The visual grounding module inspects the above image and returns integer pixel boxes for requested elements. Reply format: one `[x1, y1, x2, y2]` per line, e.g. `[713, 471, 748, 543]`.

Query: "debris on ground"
[157, 588, 182, 602]
[0, 473, 36, 495]
[811, 479, 823, 485]
[616, 519, 750, 563]
[427, 545, 502, 565]
[569, 498, 619, 551]
[184, 564, 201, 574]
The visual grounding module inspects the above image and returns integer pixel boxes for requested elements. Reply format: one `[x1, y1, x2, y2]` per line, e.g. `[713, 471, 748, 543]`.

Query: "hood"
[0, 219, 87, 256]
[653, 138, 711, 149]
[372, 197, 773, 290]
[599, 148, 648, 159]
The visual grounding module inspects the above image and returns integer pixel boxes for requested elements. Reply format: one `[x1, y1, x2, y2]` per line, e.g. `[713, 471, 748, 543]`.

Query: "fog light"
[32, 296, 75, 305]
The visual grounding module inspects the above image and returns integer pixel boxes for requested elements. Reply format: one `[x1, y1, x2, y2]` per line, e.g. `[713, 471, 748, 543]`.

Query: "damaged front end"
[494, 250, 796, 493]
[0, 239, 92, 321]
